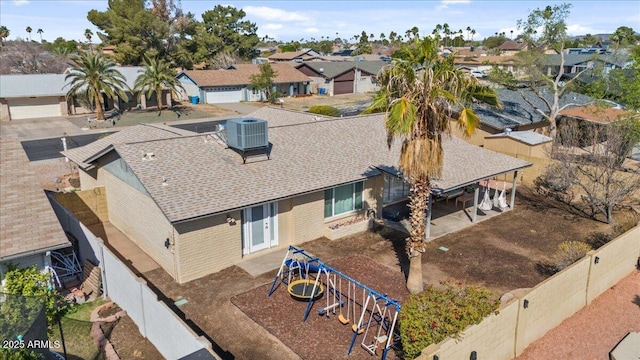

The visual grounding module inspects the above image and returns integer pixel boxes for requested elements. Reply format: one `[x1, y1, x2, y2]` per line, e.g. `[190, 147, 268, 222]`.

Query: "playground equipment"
[268, 246, 401, 360]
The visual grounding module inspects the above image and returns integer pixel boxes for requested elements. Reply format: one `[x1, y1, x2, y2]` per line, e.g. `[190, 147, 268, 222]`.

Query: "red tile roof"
[0, 136, 69, 260]
[181, 63, 311, 87]
[560, 106, 634, 124]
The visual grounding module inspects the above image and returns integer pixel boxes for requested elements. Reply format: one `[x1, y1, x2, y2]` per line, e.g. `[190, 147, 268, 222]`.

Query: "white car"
[470, 70, 486, 78]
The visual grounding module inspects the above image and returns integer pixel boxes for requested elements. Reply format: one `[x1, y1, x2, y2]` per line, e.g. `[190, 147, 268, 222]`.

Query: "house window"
[324, 181, 364, 218]
[383, 173, 410, 203]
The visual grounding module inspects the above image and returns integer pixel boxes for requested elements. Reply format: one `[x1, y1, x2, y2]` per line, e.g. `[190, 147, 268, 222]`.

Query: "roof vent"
[142, 152, 156, 161]
[225, 118, 270, 163]
[505, 128, 513, 135]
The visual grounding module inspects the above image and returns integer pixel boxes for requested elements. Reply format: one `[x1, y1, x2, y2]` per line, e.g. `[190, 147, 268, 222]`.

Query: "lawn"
[48, 300, 105, 360]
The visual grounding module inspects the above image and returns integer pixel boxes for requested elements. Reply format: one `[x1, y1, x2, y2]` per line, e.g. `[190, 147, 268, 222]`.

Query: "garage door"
[205, 87, 243, 104]
[333, 80, 353, 95]
[8, 97, 62, 120]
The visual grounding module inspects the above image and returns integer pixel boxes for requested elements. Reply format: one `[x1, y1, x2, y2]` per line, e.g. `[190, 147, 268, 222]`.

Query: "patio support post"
[510, 171, 518, 209]
[472, 185, 479, 223]
[425, 193, 433, 239]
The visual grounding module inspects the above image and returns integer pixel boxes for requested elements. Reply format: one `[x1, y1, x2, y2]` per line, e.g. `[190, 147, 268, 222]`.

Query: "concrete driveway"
[0, 116, 86, 140]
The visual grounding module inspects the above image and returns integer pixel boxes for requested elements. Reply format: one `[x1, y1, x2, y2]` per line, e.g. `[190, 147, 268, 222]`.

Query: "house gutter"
[0, 242, 71, 262]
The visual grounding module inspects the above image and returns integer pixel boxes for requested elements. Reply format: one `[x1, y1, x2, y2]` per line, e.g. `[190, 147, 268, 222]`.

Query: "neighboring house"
[454, 55, 520, 74]
[497, 40, 528, 55]
[62, 107, 530, 283]
[176, 63, 311, 104]
[448, 46, 488, 57]
[0, 136, 70, 280]
[268, 49, 322, 62]
[0, 67, 161, 121]
[295, 60, 387, 95]
[484, 129, 552, 158]
[544, 53, 628, 76]
[453, 88, 594, 146]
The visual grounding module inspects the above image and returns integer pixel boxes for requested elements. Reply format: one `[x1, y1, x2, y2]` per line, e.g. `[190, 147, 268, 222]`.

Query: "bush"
[399, 280, 499, 359]
[612, 208, 639, 237]
[586, 231, 613, 249]
[0, 348, 43, 360]
[308, 105, 340, 117]
[554, 241, 592, 270]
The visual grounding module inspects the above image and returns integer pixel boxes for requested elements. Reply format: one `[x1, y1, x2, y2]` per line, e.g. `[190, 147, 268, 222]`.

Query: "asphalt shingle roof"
[487, 131, 552, 145]
[0, 136, 69, 260]
[545, 53, 629, 67]
[179, 63, 311, 87]
[475, 88, 595, 130]
[62, 124, 195, 168]
[107, 108, 530, 222]
[296, 61, 387, 79]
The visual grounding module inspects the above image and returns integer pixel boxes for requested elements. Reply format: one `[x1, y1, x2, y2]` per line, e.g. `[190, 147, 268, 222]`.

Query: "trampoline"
[287, 279, 324, 301]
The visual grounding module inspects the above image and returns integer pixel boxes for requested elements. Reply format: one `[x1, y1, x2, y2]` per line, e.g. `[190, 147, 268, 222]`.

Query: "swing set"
[268, 246, 401, 360]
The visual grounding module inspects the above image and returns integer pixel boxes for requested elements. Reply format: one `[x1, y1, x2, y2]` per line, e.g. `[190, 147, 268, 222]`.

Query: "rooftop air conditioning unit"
[225, 118, 269, 151]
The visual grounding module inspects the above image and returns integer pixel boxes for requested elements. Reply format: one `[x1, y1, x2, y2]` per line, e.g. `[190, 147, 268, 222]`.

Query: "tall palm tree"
[0, 26, 9, 44]
[26, 26, 32, 41]
[65, 51, 129, 121]
[134, 55, 184, 114]
[37, 28, 43, 43]
[84, 29, 93, 52]
[367, 36, 501, 293]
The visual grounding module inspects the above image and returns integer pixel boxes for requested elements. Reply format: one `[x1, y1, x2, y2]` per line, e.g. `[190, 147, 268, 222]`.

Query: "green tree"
[0, 26, 9, 45]
[611, 26, 638, 47]
[355, 31, 371, 55]
[134, 55, 184, 113]
[515, 3, 581, 139]
[366, 36, 500, 293]
[25, 26, 32, 41]
[482, 34, 507, 49]
[65, 51, 129, 120]
[200, 5, 259, 60]
[88, 0, 169, 65]
[249, 63, 277, 102]
[43, 37, 78, 55]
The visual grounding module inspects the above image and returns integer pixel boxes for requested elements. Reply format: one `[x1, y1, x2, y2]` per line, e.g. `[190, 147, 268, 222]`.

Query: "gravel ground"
[516, 269, 640, 360]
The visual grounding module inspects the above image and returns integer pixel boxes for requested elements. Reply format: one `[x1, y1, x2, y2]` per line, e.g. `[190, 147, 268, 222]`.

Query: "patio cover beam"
[510, 170, 518, 209]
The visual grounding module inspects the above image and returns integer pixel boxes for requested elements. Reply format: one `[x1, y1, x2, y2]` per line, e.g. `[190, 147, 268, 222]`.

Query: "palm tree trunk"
[95, 93, 105, 120]
[156, 88, 163, 113]
[406, 177, 430, 294]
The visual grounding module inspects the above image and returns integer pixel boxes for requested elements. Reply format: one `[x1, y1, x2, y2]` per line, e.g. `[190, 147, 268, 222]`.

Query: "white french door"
[243, 202, 278, 255]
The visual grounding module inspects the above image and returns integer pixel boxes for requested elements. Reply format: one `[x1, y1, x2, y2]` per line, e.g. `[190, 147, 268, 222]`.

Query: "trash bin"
[191, 96, 199, 105]
[319, 88, 326, 95]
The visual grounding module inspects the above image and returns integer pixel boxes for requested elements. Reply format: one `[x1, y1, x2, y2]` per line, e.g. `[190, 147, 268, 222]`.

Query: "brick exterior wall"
[102, 170, 176, 279]
[292, 191, 325, 243]
[173, 211, 242, 283]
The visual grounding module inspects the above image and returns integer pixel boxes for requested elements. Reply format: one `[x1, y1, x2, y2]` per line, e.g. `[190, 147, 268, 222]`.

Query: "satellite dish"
[319, 67, 324, 73]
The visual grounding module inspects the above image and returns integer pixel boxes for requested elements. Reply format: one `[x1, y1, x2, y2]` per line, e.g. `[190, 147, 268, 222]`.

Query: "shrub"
[0, 348, 43, 360]
[586, 231, 613, 249]
[308, 105, 340, 117]
[612, 208, 639, 237]
[399, 280, 499, 359]
[554, 241, 592, 270]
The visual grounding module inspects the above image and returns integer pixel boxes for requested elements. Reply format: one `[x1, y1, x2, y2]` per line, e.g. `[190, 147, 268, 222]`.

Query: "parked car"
[470, 70, 487, 78]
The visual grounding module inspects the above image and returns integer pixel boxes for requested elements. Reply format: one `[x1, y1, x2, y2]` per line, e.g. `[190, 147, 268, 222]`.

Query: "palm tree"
[367, 36, 501, 293]
[37, 28, 43, 43]
[84, 29, 93, 52]
[65, 51, 129, 121]
[26, 26, 32, 41]
[134, 55, 184, 114]
[0, 26, 9, 44]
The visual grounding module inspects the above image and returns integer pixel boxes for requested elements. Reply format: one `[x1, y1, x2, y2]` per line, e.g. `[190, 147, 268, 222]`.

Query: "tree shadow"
[632, 295, 640, 309]
[535, 262, 558, 277]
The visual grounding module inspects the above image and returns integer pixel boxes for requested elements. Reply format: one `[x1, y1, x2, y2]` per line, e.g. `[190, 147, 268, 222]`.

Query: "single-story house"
[544, 53, 628, 76]
[498, 40, 528, 55]
[454, 55, 520, 74]
[176, 63, 311, 104]
[295, 60, 387, 95]
[268, 49, 322, 62]
[63, 107, 530, 283]
[0, 67, 163, 121]
[0, 136, 70, 280]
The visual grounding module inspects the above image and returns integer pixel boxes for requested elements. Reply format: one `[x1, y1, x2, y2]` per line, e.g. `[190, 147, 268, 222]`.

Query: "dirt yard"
[281, 93, 374, 111]
[141, 186, 624, 360]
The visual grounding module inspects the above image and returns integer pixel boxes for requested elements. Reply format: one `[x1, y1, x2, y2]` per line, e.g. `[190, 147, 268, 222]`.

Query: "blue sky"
[1, 0, 638, 43]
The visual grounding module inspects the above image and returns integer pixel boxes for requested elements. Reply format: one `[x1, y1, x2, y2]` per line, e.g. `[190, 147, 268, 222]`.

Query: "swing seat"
[352, 324, 365, 334]
[338, 314, 350, 325]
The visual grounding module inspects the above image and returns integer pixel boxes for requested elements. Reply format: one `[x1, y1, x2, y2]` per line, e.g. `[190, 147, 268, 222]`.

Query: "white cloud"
[438, 0, 470, 10]
[243, 6, 309, 22]
[303, 27, 320, 34]
[566, 24, 598, 36]
[263, 23, 283, 30]
[13, 0, 29, 5]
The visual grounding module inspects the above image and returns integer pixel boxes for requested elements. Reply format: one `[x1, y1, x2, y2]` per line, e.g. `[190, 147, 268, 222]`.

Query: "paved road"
[21, 132, 115, 161]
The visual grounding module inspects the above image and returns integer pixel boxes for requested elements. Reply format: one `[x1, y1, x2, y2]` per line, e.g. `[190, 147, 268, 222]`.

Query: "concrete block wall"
[420, 299, 519, 360]
[103, 171, 176, 279]
[415, 225, 640, 360]
[292, 191, 325, 243]
[514, 257, 590, 356]
[174, 211, 241, 283]
[587, 226, 640, 303]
